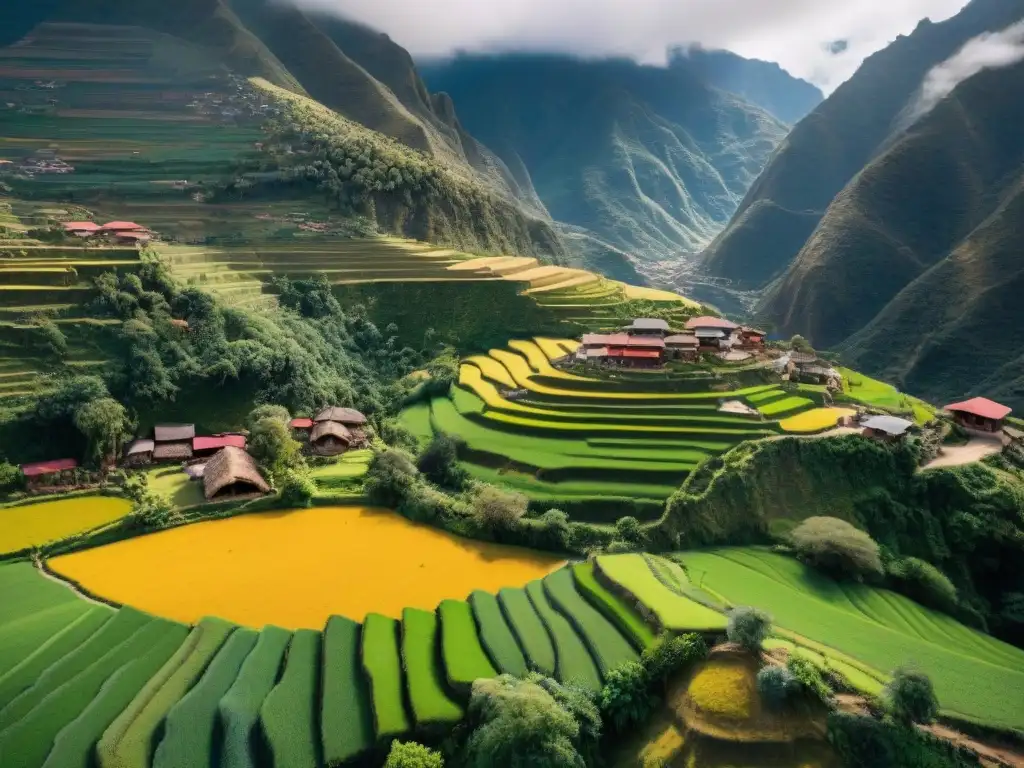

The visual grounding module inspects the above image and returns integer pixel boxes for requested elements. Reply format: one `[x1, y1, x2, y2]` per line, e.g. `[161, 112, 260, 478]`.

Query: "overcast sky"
[291, 0, 970, 92]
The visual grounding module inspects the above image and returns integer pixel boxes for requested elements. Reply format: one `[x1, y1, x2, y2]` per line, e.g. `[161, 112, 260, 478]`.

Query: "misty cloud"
[905, 19, 1024, 124]
[288, 0, 968, 92]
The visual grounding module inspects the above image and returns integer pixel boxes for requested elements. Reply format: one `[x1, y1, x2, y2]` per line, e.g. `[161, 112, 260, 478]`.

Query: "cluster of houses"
[61, 220, 153, 245]
[576, 316, 766, 368]
[860, 397, 1019, 443]
[18, 406, 369, 502]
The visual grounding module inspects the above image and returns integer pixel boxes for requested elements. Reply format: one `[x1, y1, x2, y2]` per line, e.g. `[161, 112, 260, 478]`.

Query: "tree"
[35, 375, 108, 422]
[886, 557, 958, 613]
[279, 468, 316, 508]
[537, 509, 570, 549]
[726, 606, 772, 653]
[425, 347, 460, 391]
[364, 448, 419, 508]
[757, 666, 797, 710]
[73, 397, 131, 464]
[790, 516, 883, 581]
[384, 741, 443, 768]
[599, 661, 654, 731]
[246, 404, 291, 430]
[416, 433, 467, 490]
[247, 417, 304, 480]
[0, 461, 24, 493]
[786, 655, 832, 705]
[641, 633, 707, 689]
[790, 334, 814, 354]
[885, 667, 938, 725]
[614, 516, 644, 546]
[472, 485, 528, 531]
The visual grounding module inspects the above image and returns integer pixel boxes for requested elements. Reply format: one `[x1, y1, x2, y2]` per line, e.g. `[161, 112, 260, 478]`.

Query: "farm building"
[736, 327, 766, 350]
[310, 421, 352, 456]
[192, 434, 246, 458]
[578, 333, 665, 367]
[685, 316, 739, 333]
[861, 415, 914, 442]
[153, 424, 195, 462]
[202, 447, 270, 501]
[124, 439, 154, 467]
[314, 407, 367, 426]
[100, 221, 145, 233]
[664, 333, 699, 360]
[289, 417, 314, 433]
[627, 318, 670, 337]
[19, 458, 77, 488]
[944, 397, 1012, 434]
[62, 221, 100, 236]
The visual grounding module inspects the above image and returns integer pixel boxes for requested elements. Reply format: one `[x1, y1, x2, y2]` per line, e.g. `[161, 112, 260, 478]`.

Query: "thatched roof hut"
[153, 441, 193, 462]
[313, 407, 367, 426]
[310, 420, 352, 456]
[203, 447, 270, 501]
[154, 424, 195, 442]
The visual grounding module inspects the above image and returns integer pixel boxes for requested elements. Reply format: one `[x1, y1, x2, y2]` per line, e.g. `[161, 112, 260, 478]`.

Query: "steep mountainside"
[420, 54, 790, 282]
[700, 0, 1024, 289]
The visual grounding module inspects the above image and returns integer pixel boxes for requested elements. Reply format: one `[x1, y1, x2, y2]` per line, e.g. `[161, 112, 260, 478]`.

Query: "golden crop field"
[0, 496, 130, 554]
[50, 506, 562, 629]
[779, 407, 856, 433]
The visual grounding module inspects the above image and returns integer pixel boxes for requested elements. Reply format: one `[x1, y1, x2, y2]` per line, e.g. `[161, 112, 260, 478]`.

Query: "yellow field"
[686, 658, 756, 720]
[779, 407, 856, 433]
[49, 506, 562, 629]
[619, 282, 700, 307]
[0, 496, 130, 554]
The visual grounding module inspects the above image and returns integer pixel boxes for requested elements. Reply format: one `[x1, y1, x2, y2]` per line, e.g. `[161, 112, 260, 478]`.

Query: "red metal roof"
[20, 458, 78, 477]
[685, 315, 739, 331]
[626, 337, 666, 349]
[101, 221, 144, 231]
[622, 349, 662, 359]
[289, 417, 314, 429]
[944, 397, 1012, 420]
[62, 221, 100, 231]
[193, 434, 247, 451]
[583, 333, 629, 346]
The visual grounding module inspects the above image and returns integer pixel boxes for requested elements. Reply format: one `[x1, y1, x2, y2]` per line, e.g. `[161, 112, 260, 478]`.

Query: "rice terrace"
[1, 4, 1024, 768]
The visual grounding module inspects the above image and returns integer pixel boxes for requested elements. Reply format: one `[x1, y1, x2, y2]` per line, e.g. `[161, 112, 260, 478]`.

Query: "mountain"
[699, 0, 1024, 289]
[420, 53, 794, 281]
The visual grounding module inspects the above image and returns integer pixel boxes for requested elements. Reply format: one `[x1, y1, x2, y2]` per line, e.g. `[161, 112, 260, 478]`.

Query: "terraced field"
[400, 339, 827, 516]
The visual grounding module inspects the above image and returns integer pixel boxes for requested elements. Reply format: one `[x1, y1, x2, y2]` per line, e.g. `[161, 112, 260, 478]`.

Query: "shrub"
[472, 485, 528, 531]
[887, 557, 958, 612]
[641, 633, 708, 688]
[74, 397, 132, 465]
[0, 461, 24, 493]
[605, 539, 636, 554]
[385, 741, 444, 768]
[248, 417, 304, 480]
[726, 607, 771, 653]
[599, 661, 655, 731]
[279, 469, 316, 508]
[614, 516, 644, 545]
[364, 448, 419, 508]
[416, 433, 467, 490]
[884, 667, 938, 725]
[786, 655, 832, 705]
[789, 516, 883, 581]
[246, 404, 290, 430]
[127, 489, 178, 530]
[536, 509, 570, 550]
[757, 666, 797, 710]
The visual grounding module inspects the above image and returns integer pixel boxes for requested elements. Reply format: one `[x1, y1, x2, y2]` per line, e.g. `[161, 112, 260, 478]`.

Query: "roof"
[741, 327, 766, 337]
[789, 351, 819, 365]
[126, 438, 155, 456]
[203, 447, 270, 500]
[62, 221, 100, 231]
[169, 318, 189, 329]
[582, 333, 629, 347]
[152, 441, 193, 461]
[944, 397, 1012, 421]
[101, 221, 144, 231]
[622, 349, 662, 359]
[630, 318, 670, 331]
[313, 407, 367, 426]
[862, 415, 914, 436]
[154, 424, 195, 442]
[586, 347, 610, 358]
[664, 334, 699, 346]
[311, 420, 352, 444]
[626, 336, 665, 349]
[193, 435, 246, 452]
[116, 232, 151, 241]
[685, 315, 739, 331]
[20, 458, 78, 477]
[289, 417, 314, 429]
[695, 329, 726, 338]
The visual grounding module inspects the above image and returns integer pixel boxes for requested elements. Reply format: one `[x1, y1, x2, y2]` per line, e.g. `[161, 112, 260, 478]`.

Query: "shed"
[626, 336, 665, 349]
[944, 397, 1012, 433]
[664, 334, 699, 347]
[154, 424, 195, 442]
[193, 434, 246, 457]
[861, 415, 914, 441]
[628, 318, 670, 336]
[289, 417, 314, 430]
[582, 333, 629, 348]
[685, 316, 739, 331]
[313, 407, 367, 426]
[101, 221, 144, 232]
[152, 442, 193, 462]
[124, 438, 155, 467]
[62, 221, 99, 234]
[20, 458, 78, 478]
[203, 447, 269, 501]
[310, 420, 352, 456]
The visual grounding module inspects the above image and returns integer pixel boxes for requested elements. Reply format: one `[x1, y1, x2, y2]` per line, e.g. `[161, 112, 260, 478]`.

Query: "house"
[627, 318, 670, 337]
[124, 439, 154, 467]
[115, 231, 151, 245]
[685, 316, 739, 333]
[101, 221, 144, 233]
[944, 397, 1012, 434]
[736, 327, 766, 350]
[581, 333, 628, 351]
[20, 458, 77, 488]
[192, 434, 246, 458]
[861, 415, 914, 442]
[310, 420, 352, 456]
[289, 417, 314, 434]
[664, 333, 699, 360]
[314, 407, 367, 427]
[62, 221, 100, 236]
[153, 423, 195, 462]
[202, 447, 270, 501]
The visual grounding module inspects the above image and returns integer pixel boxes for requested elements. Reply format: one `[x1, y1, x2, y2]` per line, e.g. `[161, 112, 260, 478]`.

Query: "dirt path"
[923, 435, 1004, 470]
[923, 723, 1024, 767]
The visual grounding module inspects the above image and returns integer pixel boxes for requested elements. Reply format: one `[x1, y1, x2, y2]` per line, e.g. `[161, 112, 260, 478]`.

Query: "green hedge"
[218, 625, 292, 768]
[97, 617, 235, 768]
[497, 587, 556, 677]
[525, 581, 601, 692]
[260, 629, 321, 768]
[438, 600, 497, 696]
[572, 562, 655, 650]
[153, 628, 259, 768]
[401, 608, 464, 727]
[468, 590, 527, 677]
[321, 616, 373, 766]
[361, 613, 411, 741]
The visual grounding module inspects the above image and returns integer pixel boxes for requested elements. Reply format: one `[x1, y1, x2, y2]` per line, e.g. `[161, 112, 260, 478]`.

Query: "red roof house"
[62, 221, 100, 233]
[685, 316, 739, 331]
[945, 397, 1012, 432]
[20, 458, 78, 478]
[101, 221, 144, 232]
[192, 434, 247, 457]
[289, 417, 314, 430]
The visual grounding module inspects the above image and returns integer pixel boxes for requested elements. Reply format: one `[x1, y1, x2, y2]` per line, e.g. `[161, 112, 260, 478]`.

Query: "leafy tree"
[73, 397, 131, 464]
[726, 607, 772, 653]
[614, 516, 644, 546]
[786, 655, 832, 705]
[364, 448, 419, 508]
[416, 433, 468, 490]
[0, 461, 24, 493]
[885, 667, 938, 725]
[384, 741, 443, 768]
[757, 666, 797, 710]
[790, 334, 815, 354]
[35, 375, 108, 422]
[790, 516, 883, 581]
[887, 557, 958, 612]
[472, 485, 528, 531]
[248, 417, 304, 480]
[425, 348, 460, 392]
[599, 661, 655, 731]
[641, 633, 708, 689]
[246, 404, 291, 430]
[530, 674, 602, 766]
[536, 509, 570, 549]
[279, 468, 316, 508]
[127, 488, 177, 530]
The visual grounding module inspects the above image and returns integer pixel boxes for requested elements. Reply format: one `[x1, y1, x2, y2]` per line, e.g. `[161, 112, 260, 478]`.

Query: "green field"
[468, 590, 529, 677]
[526, 580, 602, 691]
[402, 608, 464, 726]
[260, 629, 321, 768]
[438, 600, 498, 695]
[497, 587, 557, 677]
[572, 561, 655, 650]
[361, 613, 412, 741]
[677, 548, 1024, 730]
[320, 617, 374, 766]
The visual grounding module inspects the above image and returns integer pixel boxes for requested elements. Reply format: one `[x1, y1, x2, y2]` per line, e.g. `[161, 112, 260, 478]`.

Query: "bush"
[536, 509, 570, 550]
[278, 469, 316, 508]
[884, 667, 938, 725]
[384, 741, 444, 768]
[786, 655, 832, 705]
[248, 417, 304, 480]
[614, 516, 644, 545]
[726, 607, 772, 652]
[605, 539, 636, 554]
[246, 404, 291, 430]
[641, 633, 708, 688]
[827, 713, 977, 767]
[790, 516, 883, 581]
[73, 397, 132, 465]
[887, 557, 958, 613]
[757, 666, 797, 710]
[364, 448, 419, 508]
[0, 461, 24, 493]
[599, 661, 654, 732]
[472, 485, 528, 531]
[416, 433, 467, 490]
[127, 489, 177, 530]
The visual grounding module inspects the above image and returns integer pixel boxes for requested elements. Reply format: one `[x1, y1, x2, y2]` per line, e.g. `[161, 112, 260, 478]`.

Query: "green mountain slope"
[420, 54, 790, 282]
[699, 0, 1024, 289]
